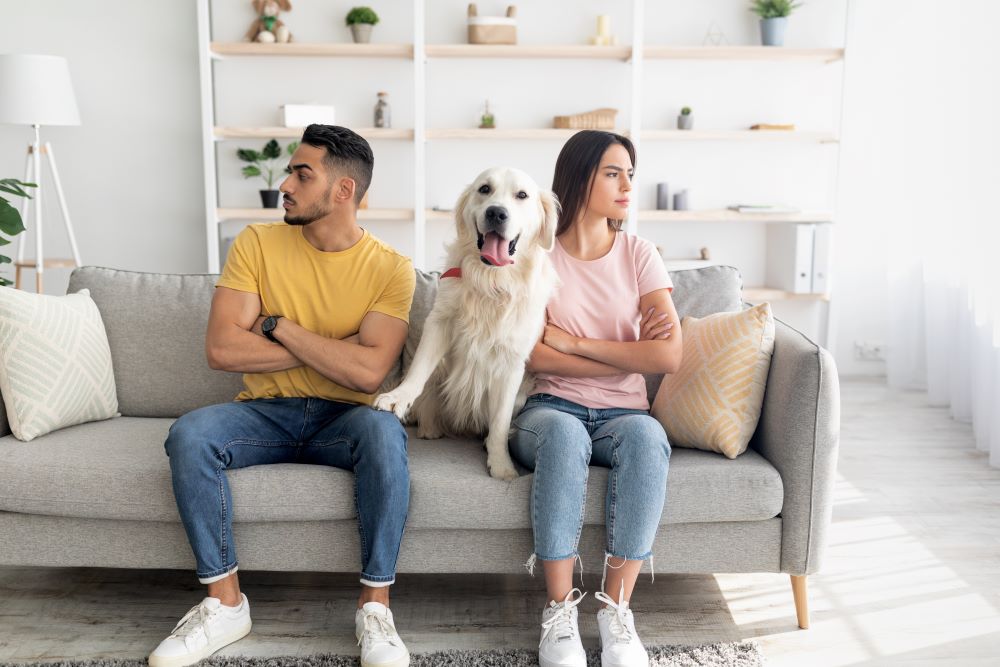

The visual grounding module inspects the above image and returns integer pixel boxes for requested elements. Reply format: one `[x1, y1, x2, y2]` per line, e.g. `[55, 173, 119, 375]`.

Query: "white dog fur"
[374, 167, 559, 480]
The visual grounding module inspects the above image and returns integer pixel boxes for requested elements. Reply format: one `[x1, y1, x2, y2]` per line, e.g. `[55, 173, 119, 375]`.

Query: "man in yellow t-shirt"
[154, 126, 415, 667]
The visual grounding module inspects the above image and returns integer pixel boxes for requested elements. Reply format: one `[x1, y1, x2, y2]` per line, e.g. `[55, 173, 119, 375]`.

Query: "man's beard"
[284, 187, 333, 226]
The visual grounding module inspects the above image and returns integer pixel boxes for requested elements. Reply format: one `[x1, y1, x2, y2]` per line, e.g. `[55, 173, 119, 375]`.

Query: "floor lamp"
[0, 54, 81, 293]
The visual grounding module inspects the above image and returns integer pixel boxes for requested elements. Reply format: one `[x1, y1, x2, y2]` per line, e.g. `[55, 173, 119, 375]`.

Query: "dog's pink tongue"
[480, 232, 514, 266]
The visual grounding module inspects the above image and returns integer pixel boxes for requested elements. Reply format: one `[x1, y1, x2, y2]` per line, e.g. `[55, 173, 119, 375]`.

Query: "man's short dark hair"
[301, 124, 374, 206]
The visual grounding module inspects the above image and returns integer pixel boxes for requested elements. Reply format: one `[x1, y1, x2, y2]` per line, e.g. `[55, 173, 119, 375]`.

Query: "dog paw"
[372, 391, 414, 421]
[416, 423, 444, 439]
[486, 454, 519, 481]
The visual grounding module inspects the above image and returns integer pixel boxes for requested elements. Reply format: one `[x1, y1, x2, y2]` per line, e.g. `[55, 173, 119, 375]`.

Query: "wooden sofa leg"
[790, 574, 810, 629]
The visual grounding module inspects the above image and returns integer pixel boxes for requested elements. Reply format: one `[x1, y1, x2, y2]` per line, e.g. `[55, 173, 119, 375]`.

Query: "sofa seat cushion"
[0, 417, 357, 523]
[0, 420, 783, 527]
[408, 431, 783, 529]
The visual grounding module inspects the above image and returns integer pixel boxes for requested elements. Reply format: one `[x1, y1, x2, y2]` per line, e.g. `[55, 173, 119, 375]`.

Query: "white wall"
[0, 0, 206, 298]
[2, 0, 888, 376]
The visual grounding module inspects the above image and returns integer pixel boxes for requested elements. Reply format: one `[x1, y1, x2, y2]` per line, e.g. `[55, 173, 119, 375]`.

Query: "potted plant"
[237, 139, 298, 208]
[479, 100, 495, 129]
[0, 178, 36, 287]
[750, 0, 803, 47]
[677, 106, 693, 130]
[346, 7, 380, 44]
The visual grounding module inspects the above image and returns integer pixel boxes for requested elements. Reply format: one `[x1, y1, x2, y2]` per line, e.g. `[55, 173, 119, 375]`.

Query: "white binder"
[811, 224, 832, 294]
[766, 224, 815, 294]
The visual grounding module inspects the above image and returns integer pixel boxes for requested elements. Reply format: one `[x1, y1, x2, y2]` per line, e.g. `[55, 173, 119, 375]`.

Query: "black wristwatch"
[261, 315, 282, 343]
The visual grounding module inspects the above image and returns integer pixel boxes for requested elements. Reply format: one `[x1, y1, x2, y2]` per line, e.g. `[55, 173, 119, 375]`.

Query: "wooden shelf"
[216, 208, 413, 222]
[426, 128, 625, 140]
[641, 130, 838, 144]
[644, 46, 844, 63]
[213, 127, 834, 144]
[214, 127, 413, 140]
[209, 43, 841, 63]
[211, 42, 413, 58]
[744, 287, 831, 302]
[14, 258, 77, 269]
[426, 209, 454, 222]
[211, 42, 844, 63]
[639, 209, 833, 223]
[425, 44, 632, 60]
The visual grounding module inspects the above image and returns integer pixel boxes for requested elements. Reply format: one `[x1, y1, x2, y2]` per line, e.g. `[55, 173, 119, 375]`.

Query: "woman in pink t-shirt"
[510, 130, 683, 667]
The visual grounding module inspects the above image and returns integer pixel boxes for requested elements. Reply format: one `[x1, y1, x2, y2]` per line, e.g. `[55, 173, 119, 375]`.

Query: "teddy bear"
[245, 0, 293, 43]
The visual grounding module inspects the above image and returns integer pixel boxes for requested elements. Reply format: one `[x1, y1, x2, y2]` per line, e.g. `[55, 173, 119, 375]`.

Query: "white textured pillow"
[0, 287, 118, 441]
[651, 302, 775, 459]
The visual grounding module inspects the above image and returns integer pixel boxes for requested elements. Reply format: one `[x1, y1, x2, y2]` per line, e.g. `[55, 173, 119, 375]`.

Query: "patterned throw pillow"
[651, 303, 775, 459]
[0, 288, 118, 441]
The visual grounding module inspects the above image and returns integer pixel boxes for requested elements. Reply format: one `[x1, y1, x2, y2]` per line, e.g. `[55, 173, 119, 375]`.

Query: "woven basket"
[468, 4, 517, 45]
[553, 108, 618, 130]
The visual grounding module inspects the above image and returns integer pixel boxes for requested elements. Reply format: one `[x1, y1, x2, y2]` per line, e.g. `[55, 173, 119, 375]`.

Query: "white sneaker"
[148, 595, 252, 667]
[595, 586, 649, 667]
[355, 601, 410, 667]
[538, 588, 588, 667]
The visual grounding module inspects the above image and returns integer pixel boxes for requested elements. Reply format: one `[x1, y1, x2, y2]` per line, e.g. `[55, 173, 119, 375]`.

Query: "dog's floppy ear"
[453, 185, 475, 244]
[537, 190, 559, 252]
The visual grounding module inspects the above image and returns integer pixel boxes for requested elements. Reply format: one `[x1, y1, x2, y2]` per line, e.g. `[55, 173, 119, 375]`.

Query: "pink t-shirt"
[533, 232, 673, 410]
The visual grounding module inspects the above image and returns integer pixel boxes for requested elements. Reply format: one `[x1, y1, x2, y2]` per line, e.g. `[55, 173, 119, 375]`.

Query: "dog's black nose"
[485, 206, 508, 225]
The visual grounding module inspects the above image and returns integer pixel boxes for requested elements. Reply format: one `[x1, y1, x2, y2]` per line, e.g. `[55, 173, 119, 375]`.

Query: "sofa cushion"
[378, 268, 439, 393]
[652, 303, 776, 459]
[67, 267, 244, 418]
[0, 417, 357, 523]
[645, 265, 745, 401]
[0, 288, 119, 441]
[408, 432, 783, 528]
[0, 419, 783, 527]
[404, 269, 440, 374]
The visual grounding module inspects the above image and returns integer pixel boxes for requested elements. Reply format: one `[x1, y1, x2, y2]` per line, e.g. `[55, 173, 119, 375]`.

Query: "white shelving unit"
[197, 0, 845, 319]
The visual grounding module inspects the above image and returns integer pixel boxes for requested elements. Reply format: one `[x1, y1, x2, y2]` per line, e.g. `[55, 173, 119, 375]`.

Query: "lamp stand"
[14, 123, 82, 293]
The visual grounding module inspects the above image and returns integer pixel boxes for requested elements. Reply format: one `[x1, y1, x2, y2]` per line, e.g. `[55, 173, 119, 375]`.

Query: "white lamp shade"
[0, 54, 80, 126]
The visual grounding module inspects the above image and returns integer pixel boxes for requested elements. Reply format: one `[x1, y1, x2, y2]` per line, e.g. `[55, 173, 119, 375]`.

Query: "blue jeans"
[164, 397, 409, 587]
[509, 393, 671, 565]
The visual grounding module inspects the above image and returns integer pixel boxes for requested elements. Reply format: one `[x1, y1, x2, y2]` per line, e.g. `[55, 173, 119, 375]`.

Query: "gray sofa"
[0, 265, 839, 629]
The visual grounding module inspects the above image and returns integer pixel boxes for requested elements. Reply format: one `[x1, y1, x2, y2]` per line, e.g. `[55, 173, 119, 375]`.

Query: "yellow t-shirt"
[216, 223, 415, 406]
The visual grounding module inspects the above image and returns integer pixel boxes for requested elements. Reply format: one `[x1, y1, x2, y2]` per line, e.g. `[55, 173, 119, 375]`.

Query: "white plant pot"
[350, 24, 373, 44]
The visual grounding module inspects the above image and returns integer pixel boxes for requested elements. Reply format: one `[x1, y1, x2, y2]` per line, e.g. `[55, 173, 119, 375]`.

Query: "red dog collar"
[441, 267, 462, 279]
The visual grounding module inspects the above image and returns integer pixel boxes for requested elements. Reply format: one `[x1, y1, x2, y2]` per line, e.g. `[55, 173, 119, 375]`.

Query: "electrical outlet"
[854, 340, 886, 361]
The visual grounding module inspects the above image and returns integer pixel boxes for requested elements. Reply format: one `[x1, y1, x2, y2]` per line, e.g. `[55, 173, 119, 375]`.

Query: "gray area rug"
[1, 641, 765, 667]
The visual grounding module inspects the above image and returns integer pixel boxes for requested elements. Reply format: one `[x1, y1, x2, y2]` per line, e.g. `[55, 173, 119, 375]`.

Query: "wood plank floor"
[2, 378, 999, 665]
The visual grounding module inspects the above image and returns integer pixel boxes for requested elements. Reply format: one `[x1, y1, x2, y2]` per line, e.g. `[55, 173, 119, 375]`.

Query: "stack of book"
[727, 204, 801, 214]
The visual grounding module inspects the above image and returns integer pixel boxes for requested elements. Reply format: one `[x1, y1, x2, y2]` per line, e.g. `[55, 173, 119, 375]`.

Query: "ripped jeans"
[509, 393, 671, 582]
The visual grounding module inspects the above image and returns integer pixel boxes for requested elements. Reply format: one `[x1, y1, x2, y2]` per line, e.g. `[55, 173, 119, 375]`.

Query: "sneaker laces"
[595, 581, 635, 645]
[358, 609, 399, 648]
[540, 588, 586, 647]
[169, 600, 221, 642]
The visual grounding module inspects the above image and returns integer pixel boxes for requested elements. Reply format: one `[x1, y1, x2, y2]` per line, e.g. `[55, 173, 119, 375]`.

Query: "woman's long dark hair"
[551, 130, 636, 237]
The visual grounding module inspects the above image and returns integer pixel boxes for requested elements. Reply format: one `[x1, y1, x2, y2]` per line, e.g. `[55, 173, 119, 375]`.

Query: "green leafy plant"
[480, 100, 495, 128]
[750, 0, 803, 19]
[681, 107, 692, 115]
[346, 7, 380, 25]
[0, 179, 36, 287]
[237, 140, 299, 190]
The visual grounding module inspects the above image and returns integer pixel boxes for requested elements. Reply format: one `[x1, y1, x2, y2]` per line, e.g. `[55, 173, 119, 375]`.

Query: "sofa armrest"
[751, 319, 841, 576]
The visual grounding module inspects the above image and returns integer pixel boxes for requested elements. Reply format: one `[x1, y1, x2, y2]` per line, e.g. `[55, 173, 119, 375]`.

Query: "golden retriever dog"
[374, 167, 559, 480]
